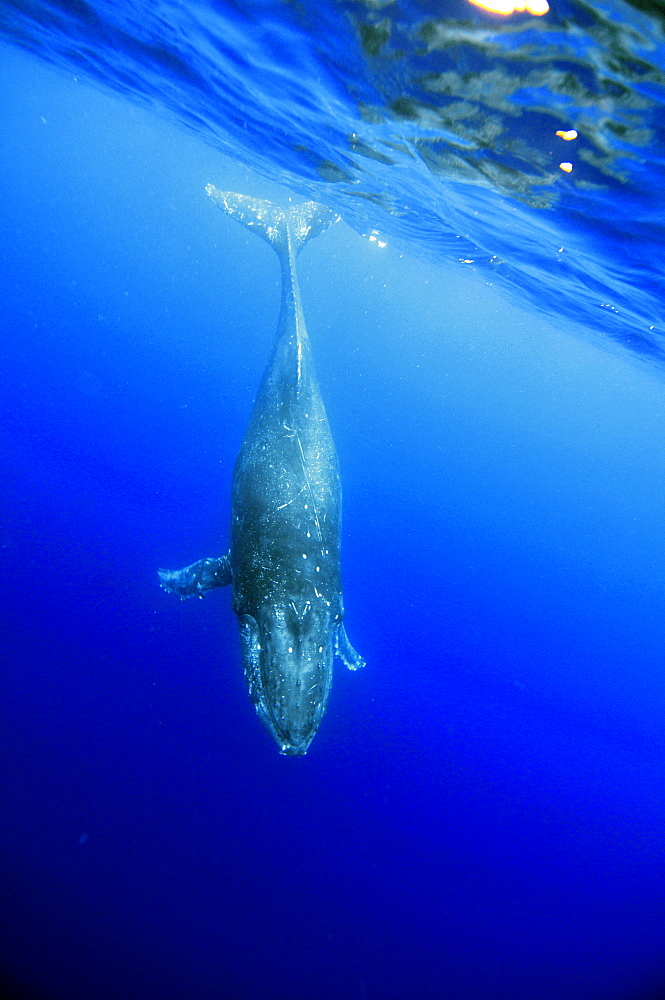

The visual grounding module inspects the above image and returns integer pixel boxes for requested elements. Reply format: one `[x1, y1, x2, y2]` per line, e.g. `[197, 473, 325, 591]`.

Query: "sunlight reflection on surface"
[468, 0, 549, 14]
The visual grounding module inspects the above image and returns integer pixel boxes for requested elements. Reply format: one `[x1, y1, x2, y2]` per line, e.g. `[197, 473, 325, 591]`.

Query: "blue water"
[1, 4, 665, 999]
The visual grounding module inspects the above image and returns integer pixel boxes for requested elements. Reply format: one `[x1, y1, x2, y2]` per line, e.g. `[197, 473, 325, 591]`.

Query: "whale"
[159, 187, 364, 756]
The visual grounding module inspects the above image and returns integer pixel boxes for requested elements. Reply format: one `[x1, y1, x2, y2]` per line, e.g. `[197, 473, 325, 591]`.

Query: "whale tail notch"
[205, 185, 339, 260]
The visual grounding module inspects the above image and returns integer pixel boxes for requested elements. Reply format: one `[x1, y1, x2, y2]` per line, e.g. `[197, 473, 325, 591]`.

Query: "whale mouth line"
[267, 706, 316, 758]
[279, 741, 309, 757]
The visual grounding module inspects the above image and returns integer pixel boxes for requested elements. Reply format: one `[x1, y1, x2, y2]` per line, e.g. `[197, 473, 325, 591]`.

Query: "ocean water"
[1, 3, 665, 999]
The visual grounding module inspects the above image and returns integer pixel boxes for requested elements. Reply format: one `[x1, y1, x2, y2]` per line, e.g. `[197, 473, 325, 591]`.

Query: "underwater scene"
[1, 2, 665, 999]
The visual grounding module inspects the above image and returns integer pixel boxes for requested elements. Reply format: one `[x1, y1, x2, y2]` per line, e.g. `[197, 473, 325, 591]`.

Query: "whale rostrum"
[159, 187, 364, 756]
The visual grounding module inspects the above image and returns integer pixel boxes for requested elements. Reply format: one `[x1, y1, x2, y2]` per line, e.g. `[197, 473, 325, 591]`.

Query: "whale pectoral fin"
[334, 624, 366, 671]
[158, 553, 232, 599]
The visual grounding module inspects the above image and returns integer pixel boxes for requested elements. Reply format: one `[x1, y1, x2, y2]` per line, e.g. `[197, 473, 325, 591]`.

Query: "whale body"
[159, 187, 364, 756]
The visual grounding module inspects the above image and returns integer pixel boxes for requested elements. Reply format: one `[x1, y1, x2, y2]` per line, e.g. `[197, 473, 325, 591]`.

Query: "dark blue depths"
[2, 47, 665, 1000]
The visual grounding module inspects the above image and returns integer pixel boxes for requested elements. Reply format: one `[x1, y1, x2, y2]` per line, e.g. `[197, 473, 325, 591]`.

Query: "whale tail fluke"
[205, 185, 339, 259]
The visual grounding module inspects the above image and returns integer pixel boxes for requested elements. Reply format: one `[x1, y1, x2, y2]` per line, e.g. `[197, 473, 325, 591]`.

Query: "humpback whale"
[159, 187, 364, 756]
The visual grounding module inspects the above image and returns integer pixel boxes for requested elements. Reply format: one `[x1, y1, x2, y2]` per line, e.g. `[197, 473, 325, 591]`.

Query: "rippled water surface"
[3, 0, 665, 363]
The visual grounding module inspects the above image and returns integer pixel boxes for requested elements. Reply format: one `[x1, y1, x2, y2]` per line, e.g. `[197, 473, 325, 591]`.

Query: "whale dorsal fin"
[205, 186, 339, 259]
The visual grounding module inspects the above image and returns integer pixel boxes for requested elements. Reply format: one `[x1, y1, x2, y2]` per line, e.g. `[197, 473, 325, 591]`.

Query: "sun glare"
[468, 0, 549, 15]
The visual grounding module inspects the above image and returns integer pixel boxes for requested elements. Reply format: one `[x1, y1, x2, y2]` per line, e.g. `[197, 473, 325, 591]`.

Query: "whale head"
[238, 603, 336, 755]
